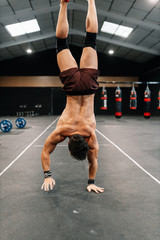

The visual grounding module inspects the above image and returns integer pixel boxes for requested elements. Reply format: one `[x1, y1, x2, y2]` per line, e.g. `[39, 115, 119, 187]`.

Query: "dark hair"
[68, 134, 89, 161]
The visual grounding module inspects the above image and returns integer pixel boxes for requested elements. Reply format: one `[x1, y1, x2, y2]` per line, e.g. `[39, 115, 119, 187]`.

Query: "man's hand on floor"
[87, 184, 104, 194]
[41, 177, 56, 191]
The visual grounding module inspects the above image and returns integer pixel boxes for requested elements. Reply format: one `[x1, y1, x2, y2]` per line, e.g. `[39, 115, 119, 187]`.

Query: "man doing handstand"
[41, 0, 104, 194]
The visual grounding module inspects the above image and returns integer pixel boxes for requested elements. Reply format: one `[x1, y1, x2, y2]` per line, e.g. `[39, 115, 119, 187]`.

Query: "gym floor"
[0, 115, 160, 240]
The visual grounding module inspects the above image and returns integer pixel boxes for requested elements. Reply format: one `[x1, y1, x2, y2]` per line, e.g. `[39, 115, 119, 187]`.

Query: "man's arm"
[88, 147, 98, 179]
[87, 132, 104, 194]
[41, 128, 65, 191]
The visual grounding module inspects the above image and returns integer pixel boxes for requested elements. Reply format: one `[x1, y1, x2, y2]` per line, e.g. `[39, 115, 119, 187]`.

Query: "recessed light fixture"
[108, 50, 114, 55]
[101, 21, 133, 38]
[116, 25, 133, 38]
[5, 19, 40, 37]
[101, 22, 119, 35]
[150, 0, 159, 3]
[26, 48, 32, 54]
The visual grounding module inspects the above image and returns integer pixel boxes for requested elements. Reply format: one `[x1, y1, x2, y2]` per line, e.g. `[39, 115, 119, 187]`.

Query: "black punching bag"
[115, 86, 122, 118]
[130, 86, 137, 110]
[101, 86, 107, 110]
[157, 90, 160, 110]
[144, 85, 151, 119]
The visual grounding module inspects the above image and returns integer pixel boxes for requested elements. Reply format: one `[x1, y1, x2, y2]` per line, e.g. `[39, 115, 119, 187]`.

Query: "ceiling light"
[5, 19, 40, 37]
[21, 19, 40, 34]
[116, 25, 133, 38]
[108, 50, 114, 55]
[5, 23, 25, 37]
[26, 48, 32, 54]
[149, 0, 159, 3]
[101, 21, 133, 38]
[101, 21, 119, 34]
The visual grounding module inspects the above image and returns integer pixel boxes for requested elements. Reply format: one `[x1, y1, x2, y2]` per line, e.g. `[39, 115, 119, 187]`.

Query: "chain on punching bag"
[115, 86, 122, 118]
[157, 90, 160, 110]
[101, 86, 107, 110]
[130, 85, 137, 110]
[144, 85, 151, 119]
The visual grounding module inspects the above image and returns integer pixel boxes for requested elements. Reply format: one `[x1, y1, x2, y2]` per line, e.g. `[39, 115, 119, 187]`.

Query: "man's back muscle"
[57, 94, 96, 137]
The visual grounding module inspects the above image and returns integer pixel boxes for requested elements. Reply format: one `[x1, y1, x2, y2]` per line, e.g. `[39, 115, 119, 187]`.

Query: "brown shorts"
[59, 67, 100, 95]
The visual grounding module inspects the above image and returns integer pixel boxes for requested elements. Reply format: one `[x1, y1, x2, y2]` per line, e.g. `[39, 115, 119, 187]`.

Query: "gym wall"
[0, 46, 159, 116]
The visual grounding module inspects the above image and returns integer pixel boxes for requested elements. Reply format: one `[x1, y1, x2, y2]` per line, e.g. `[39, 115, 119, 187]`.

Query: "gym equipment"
[35, 104, 42, 116]
[115, 86, 122, 118]
[101, 86, 107, 110]
[0, 120, 12, 132]
[157, 90, 160, 110]
[0, 117, 26, 133]
[15, 117, 26, 128]
[130, 84, 137, 110]
[144, 85, 151, 119]
[19, 104, 27, 116]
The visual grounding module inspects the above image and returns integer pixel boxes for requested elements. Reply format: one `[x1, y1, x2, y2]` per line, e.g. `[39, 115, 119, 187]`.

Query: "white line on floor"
[0, 117, 59, 177]
[96, 128, 160, 185]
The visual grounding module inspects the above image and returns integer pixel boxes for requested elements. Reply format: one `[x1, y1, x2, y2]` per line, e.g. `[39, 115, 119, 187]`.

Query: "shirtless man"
[41, 0, 104, 194]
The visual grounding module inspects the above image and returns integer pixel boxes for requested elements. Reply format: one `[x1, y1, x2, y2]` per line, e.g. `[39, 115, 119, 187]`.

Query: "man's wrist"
[88, 179, 95, 185]
[44, 170, 52, 178]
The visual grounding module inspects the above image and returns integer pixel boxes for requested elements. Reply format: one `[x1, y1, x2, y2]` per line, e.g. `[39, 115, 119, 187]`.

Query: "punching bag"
[115, 86, 122, 118]
[101, 86, 107, 110]
[130, 86, 137, 110]
[144, 85, 151, 119]
[157, 90, 160, 110]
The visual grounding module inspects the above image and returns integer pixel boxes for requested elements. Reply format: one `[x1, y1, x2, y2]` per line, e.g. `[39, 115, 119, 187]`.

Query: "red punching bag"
[144, 85, 151, 119]
[157, 90, 160, 110]
[101, 86, 107, 110]
[115, 86, 122, 118]
[130, 85, 137, 110]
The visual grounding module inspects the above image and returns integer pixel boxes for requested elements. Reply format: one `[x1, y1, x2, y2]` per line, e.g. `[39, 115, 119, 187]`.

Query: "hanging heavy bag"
[130, 86, 137, 110]
[115, 86, 122, 118]
[144, 86, 151, 119]
[101, 86, 107, 110]
[157, 90, 160, 110]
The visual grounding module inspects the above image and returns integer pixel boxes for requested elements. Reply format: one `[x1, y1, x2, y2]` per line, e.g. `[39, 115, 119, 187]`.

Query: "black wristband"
[88, 179, 95, 185]
[44, 170, 52, 178]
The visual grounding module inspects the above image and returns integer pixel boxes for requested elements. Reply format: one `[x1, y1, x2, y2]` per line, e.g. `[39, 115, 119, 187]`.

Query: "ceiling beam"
[98, 36, 160, 56]
[71, 29, 160, 55]
[0, 32, 56, 48]
[0, 2, 160, 31]
[0, 29, 159, 56]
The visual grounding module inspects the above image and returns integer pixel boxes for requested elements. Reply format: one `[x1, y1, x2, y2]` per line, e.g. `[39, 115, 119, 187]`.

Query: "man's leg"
[80, 0, 98, 69]
[56, 0, 78, 72]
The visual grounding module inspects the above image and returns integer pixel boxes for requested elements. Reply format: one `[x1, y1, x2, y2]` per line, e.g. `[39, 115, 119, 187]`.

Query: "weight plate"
[0, 120, 12, 132]
[15, 117, 26, 128]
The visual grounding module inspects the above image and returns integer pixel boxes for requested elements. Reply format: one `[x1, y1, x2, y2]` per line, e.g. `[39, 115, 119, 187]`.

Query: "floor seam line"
[96, 128, 160, 185]
[0, 116, 59, 177]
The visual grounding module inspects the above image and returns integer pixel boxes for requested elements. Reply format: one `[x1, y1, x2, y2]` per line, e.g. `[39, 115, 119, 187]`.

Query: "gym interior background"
[0, 1, 160, 240]
[0, 45, 160, 116]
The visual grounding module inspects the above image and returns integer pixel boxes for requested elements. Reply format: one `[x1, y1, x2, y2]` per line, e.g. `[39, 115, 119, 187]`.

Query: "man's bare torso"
[57, 94, 96, 138]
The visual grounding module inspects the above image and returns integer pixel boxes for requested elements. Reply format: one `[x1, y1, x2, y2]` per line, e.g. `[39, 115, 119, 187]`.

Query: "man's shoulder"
[55, 124, 74, 138]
